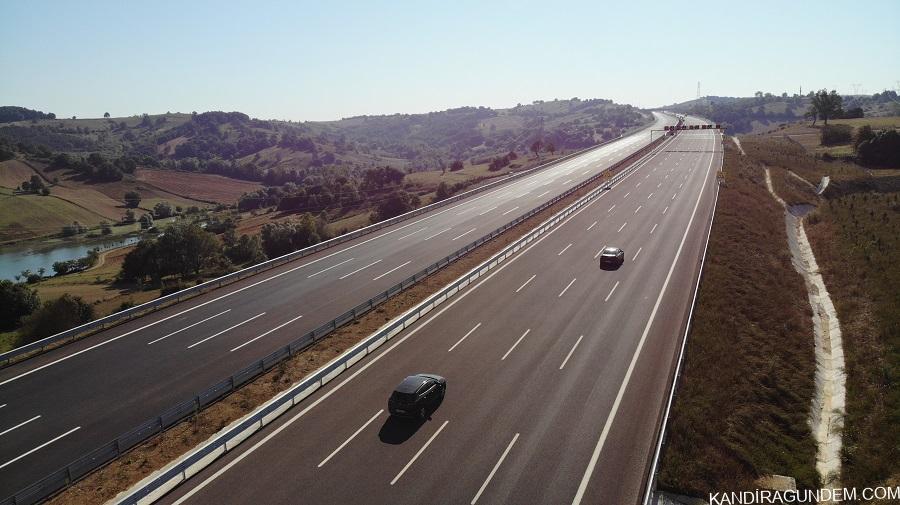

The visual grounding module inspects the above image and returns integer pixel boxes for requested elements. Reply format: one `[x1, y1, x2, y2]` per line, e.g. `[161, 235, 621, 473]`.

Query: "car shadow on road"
[599, 263, 623, 271]
[378, 416, 427, 444]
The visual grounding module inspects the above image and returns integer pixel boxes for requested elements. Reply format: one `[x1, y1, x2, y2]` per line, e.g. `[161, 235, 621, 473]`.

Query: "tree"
[153, 201, 173, 219]
[100, 221, 112, 235]
[808, 89, 843, 125]
[123, 209, 136, 224]
[103, 112, 110, 118]
[545, 141, 556, 156]
[124, 190, 141, 208]
[854, 124, 876, 150]
[857, 130, 900, 167]
[435, 182, 452, 201]
[20, 294, 94, 343]
[260, 215, 322, 258]
[0, 280, 40, 331]
[530, 140, 543, 158]
[225, 234, 267, 265]
[449, 160, 464, 172]
[139, 213, 154, 230]
[156, 223, 221, 276]
[371, 190, 420, 222]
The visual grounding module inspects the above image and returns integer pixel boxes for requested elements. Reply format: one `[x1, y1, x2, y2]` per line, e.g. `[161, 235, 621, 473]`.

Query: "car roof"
[602, 246, 622, 254]
[395, 374, 437, 393]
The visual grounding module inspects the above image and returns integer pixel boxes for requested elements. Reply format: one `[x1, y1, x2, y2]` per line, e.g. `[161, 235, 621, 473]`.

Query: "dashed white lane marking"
[558, 243, 573, 256]
[452, 228, 477, 241]
[390, 420, 449, 485]
[372, 260, 413, 281]
[339, 259, 383, 279]
[515, 274, 537, 293]
[559, 335, 584, 370]
[308, 257, 355, 278]
[587, 221, 597, 231]
[558, 278, 577, 297]
[618, 222, 627, 232]
[424, 228, 452, 240]
[478, 206, 499, 216]
[663, 206, 669, 214]
[0, 415, 41, 437]
[449, 322, 482, 352]
[318, 410, 384, 468]
[187, 312, 266, 349]
[502, 206, 520, 216]
[605, 281, 620, 302]
[230, 314, 305, 352]
[608, 204, 616, 212]
[502, 329, 531, 360]
[537, 190, 550, 198]
[397, 227, 427, 240]
[147, 309, 231, 345]
[0, 426, 81, 470]
[633, 247, 643, 261]
[650, 223, 658, 234]
[471, 433, 520, 504]
[634, 205, 642, 214]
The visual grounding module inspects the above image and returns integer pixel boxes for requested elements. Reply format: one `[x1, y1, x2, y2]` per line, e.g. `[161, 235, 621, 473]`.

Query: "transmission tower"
[696, 81, 701, 100]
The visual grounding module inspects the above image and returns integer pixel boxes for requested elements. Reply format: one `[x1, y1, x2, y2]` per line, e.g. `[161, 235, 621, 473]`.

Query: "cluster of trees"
[52, 249, 99, 275]
[855, 127, 900, 167]
[0, 106, 55, 123]
[120, 223, 225, 283]
[434, 181, 470, 201]
[259, 214, 328, 258]
[0, 279, 95, 345]
[820, 124, 853, 145]
[61, 221, 88, 237]
[371, 190, 420, 222]
[488, 151, 518, 171]
[19, 174, 50, 195]
[49, 152, 137, 182]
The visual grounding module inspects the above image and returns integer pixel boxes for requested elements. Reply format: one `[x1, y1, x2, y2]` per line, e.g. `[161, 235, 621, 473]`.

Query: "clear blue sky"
[2, 0, 898, 121]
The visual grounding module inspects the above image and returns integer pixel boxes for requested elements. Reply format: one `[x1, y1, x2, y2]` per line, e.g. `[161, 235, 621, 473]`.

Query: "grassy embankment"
[658, 138, 819, 495]
[743, 134, 900, 492]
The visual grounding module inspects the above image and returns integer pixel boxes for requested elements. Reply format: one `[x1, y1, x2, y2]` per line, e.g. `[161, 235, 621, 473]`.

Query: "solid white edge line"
[448, 322, 482, 352]
[147, 310, 232, 345]
[187, 313, 266, 349]
[471, 432, 520, 504]
[338, 259, 383, 280]
[230, 314, 305, 352]
[558, 278, 577, 298]
[308, 257, 355, 278]
[390, 420, 449, 485]
[0, 415, 41, 437]
[167, 130, 667, 505]
[372, 261, 413, 281]
[571, 133, 715, 505]
[604, 281, 620, 302]
[317, 409, 383, 468]
[559, 335, 584, 370]
[515, 274, 537, 294]
[0, 426, 81, 470]
[501, 329, 531, 360]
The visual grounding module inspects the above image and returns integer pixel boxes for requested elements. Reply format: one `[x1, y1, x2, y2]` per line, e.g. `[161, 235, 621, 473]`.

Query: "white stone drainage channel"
[111, 137, 671, 505]
[764, 168, 846, 488]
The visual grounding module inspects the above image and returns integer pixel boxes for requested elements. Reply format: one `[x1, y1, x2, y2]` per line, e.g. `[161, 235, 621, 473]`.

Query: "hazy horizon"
[2, 0, 898, 122]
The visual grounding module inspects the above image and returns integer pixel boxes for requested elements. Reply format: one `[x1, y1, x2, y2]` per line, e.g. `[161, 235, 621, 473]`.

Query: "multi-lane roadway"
[157, 125, 722, 504]
[0, 114, 678, 498]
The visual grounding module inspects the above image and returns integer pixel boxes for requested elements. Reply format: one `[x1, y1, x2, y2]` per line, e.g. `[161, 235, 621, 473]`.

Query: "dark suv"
[599, 246, 625, 268]
[388, 374, 446, 419]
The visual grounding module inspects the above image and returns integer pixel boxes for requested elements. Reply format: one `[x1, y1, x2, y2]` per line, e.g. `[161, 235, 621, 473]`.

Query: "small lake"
[0, 236, 142, 281]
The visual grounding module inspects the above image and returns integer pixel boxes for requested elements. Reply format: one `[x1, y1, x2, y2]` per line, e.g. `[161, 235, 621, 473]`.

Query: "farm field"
[134, 168, 262, 204]
[0, 187, 107, 242]
[0, 159, 40, 188]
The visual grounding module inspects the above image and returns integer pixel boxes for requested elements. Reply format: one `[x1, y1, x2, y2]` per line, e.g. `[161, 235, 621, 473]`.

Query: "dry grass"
[658, 140, 819, 496]
[0, 159, 39, 188]
[48, 159, 616, 505]
[134, 168, 262, 205]
[805, 193, 900, 491]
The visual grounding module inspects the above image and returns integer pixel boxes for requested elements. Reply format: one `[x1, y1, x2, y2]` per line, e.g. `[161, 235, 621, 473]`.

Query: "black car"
[599, 246, 625, 268]
[388, 374, 446, 419]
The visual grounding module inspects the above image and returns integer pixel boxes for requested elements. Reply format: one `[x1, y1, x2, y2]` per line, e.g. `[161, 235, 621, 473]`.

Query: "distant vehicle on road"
[599, 246, 625, 268]
[388, 374, 446, 419]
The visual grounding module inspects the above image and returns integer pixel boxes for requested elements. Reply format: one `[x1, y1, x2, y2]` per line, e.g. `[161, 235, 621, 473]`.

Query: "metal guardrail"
[2, 134, 671, 505]
[0, 127, 651, 367]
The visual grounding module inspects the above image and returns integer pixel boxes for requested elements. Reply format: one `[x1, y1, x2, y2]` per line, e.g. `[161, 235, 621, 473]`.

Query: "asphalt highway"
[0, 114, 677, 497]
[158, 124, 722, 505]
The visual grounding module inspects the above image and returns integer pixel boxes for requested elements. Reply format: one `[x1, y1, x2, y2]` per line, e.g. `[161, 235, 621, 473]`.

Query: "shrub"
[20, 294, 94, 343]
[820, 124, 852, 146]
